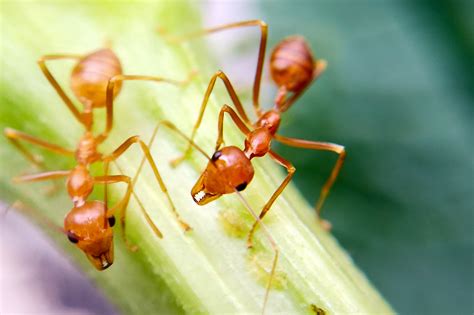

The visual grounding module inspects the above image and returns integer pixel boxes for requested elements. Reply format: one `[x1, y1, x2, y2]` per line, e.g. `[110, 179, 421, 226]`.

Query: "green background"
[256, 1, 473, 314]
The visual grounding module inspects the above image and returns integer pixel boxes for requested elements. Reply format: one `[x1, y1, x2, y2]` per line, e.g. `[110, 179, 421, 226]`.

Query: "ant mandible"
[4, 47, 191, 270]
[172, 20, 346, 244]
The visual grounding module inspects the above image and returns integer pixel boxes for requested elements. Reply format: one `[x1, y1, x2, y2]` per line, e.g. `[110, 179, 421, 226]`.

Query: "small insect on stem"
[4, 47, 193, 270]
[162, 20, 346, 313]
[310, 304, 326, 315]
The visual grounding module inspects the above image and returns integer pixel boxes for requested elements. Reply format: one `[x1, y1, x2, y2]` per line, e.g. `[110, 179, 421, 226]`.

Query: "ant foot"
[319, 219, 332, 231]
[184, 69, 198, 85]
[125, 241, 139, 253]
[43, 183, 61, 197]
[169, 155, 186, 168]
[246, 239, 254, 249]
[180, 221, 192, 232]
[156, 25, 180, 44]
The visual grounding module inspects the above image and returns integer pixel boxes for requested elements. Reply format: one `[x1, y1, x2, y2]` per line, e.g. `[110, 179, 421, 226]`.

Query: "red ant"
[4, 48, 191, 270]
[157, 20, 346, 312]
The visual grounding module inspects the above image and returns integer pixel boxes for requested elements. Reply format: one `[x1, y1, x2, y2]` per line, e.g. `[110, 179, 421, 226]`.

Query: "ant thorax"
[256, 110, 281, 134]
[75, 132, 101, 165]
[244, 128, 272, 159]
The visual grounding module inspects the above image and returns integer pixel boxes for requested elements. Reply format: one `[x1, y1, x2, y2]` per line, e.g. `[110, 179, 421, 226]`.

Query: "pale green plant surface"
[0, 1, 394, 314]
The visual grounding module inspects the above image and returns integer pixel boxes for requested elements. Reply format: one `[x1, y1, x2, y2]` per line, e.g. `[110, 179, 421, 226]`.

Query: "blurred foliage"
[255, 0, 473, 314]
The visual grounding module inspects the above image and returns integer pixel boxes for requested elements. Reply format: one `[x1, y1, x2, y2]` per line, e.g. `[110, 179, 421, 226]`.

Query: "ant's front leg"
[94, 174, 163, 252]
[102, 135, 191, 232]
[171, 71, 253, 167]
[37, 54, 84, 124]
[247, 151, 295, 249]
[215, 104, 251, 151]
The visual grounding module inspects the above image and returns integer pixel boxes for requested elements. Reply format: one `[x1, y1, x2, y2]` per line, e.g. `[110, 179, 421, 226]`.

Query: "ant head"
[70, 48, 123, 109]
[64, 200, 114, 270]
[192, 146, 254, 205]
[270, 36, 315, 94]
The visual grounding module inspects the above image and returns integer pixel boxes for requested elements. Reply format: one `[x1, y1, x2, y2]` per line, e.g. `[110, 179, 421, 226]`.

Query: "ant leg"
[274, 134, 346, 229]
[236, 191, 278, 315]
[215, 105, 251, 150]
[102, 136, 191, 231]
[13, 170, 70, 198]
[37, 54, 83, 123]
[279, 59, 327, 112]
[94, 174, 163, 252]
[247, 151, 295, 249]
[208, 105, 284, 249]
[4, 128, 74, 194]
[132, 120, 211, 201]
[3, 200, 65, 234]
[163, 20, 267, 117]
[113, 161, 164, 241]
[171, 70, 252, 166]
[4, 128, 74, 168]
[98, 74, 194, 143]
[13, 170, 70, 183]
[144, 120, 212, 163]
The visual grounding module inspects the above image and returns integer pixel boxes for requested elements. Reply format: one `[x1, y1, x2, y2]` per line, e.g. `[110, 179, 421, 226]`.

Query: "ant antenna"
[235, 191, 279, 315]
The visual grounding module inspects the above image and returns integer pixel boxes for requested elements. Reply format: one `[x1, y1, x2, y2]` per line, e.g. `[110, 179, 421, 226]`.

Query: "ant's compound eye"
[108, 216, 116, 227]
[211, 150, 222, 161]
[67, 231, 79, 244]
[236, 182, 248, 191]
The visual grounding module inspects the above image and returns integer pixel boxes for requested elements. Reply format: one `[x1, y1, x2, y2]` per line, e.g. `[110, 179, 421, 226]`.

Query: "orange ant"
[170, 20, 346, 235]
[4, 48, 191, 270]
[157, 20, 346, 312]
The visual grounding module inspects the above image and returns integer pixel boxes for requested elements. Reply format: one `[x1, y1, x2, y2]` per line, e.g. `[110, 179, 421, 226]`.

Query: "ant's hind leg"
[37, 54, 84, 124]
[274, 134, 346, 230]
[158, 20, 268, 117]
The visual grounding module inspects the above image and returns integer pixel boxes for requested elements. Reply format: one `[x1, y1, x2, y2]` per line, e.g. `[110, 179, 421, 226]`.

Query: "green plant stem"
[0, 1, 394, 314]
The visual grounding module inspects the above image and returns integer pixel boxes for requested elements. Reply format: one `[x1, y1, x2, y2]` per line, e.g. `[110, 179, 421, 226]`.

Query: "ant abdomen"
[71, 48, 123, 108]
[270, 36, 315, 92]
